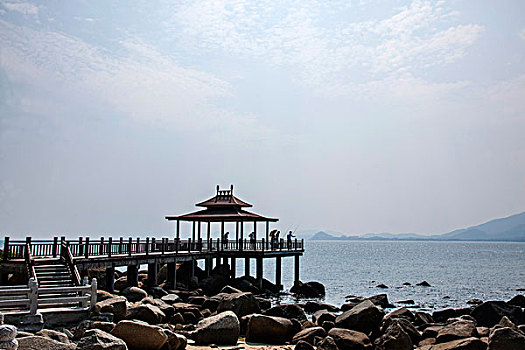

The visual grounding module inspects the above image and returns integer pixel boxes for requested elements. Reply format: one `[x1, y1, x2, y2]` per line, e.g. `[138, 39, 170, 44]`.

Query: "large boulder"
[16, 336, 75, 350]
[436, 320, 477, 343]
[76, 329, 127, 350]
[374, 321, 412, 350]
[142, 297, 175, 319]
[35, 329, 70, 344]
[212, 292, 260, 317]
[488, 327, 525, 350]
[385, 307, 415, 322]
[246, 314, 297, 344]
[382, 317, 421, 345]
[121, 287, 147, 303]
[290, 281, 325, 298]
[335, 300, 385, 334]
[73, 321, 116, 340]
[95, 297, 128, 322]
[190, 311, 240, 345]
[126, 303, 165, 324]
[423, 337, 486, 349]
[313, 310, 336, 325]
[111, 320, 168, 350]
[317, 336, 339, 350]
[367, 294, 394, 309]
[292, 326, 327, 345]
[263, 303, 308, 324]
[162, 329, 187, 350]
[507, 294, 525, 308]
[327, 328, 372, 350]
[471, 301, 523, 327]
[160, 294, 181, 305]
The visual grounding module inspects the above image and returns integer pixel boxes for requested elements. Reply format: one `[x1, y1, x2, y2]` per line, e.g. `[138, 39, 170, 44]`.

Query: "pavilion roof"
[165, 207, 278, 222]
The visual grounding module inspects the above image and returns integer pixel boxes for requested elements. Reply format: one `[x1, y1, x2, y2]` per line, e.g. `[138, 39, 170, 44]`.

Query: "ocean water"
[237, 240, 525, 311]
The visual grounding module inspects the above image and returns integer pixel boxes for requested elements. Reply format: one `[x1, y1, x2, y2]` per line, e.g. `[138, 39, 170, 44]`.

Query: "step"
[38, 278, 73, 284]
[35, 271, 71, 277]
[39, 283, 75, 287]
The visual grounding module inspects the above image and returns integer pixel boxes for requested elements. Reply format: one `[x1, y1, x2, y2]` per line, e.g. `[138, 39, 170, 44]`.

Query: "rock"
[0, 325, 17, 341]
[302, 301, 339, 313]
[417, 281, 431, 287]
[397, 300, 415, 305]
[488, 327, 525, 350]
[313, 310, 336, 325]
[0, 339, 17, 350]
[17, 336, 75, 350]
[161, 294, 181, 305]
[471, 301, 523, 327]
[467, 299, 483, 305]
[385, 307, 415, 322]
[73, 321, 116, 340]
[97, 290, 118, 302]
[335, 300, 385, 334]
[295, 340, 315, 350]
[212, 292, 260, 317]
[111, 320, 168, 350]
[376, 284, 389, 289]
[328, 328, 372, 350]
[507, 294, 525, 308]
[220, 285, 242, 294]
[255, 297, 271, 310]
[142, 297, 175, 319]
[403, 282, 411, 286]
[127, 303, 166, 324]
[163, 329, 187, 350]
[322, 321, 336, 332]
[290, 281, 326, 298]
[292, 326, 327, 344]
[76, 329, 127, 350]
[476, 327, 490, 338]
[415, 312, 434, 326]
[436, 320, 477, 343]
[264, 304, 308, 324]
[246, 314, 297, 344]
[35, 329, 70, 344]
[382, 317, 421, 345]
[433, 309, 459, 323]
[317, 335, 339, 350]
[422, 337, 486, 349]
[170, 313, 184, 325]
[147, 286, 168, 299]
[95, 297, 128, 322]
[191, 311, 240, 345]
[114, 277, 128, 292]
[423, 326, 444, 339]
[374, 321, 412, 350]
[497, 316, 517, 330]
[121, 287, 148, 303]
[367, 294, 394, 309]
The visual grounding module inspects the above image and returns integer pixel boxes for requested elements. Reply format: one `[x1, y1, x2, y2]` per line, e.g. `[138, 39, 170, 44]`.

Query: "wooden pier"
[0, 186, 305, 309]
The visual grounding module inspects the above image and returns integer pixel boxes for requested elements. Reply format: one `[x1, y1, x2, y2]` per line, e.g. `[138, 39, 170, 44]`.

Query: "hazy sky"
[1, 0, 524, 239]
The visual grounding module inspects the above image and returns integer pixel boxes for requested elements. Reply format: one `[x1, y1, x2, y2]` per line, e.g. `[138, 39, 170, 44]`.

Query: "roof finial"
[230, 184, 234, 202]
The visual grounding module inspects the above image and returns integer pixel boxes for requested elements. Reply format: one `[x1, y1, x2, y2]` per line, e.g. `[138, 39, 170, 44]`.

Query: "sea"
[231, 240, 525, 311]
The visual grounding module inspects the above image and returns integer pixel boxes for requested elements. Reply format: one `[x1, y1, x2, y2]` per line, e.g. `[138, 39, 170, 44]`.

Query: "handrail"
[60, 243, 81, 286]
[24, 243, 37, 285]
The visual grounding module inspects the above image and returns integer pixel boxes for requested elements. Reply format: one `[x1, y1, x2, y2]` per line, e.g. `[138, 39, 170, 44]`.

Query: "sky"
[0, 0, 524, 239]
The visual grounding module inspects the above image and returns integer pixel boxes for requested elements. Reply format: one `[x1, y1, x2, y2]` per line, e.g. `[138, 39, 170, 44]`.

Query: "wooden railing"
[3, 236, 305, 260]
[60, 242, 81, 286]
[0, 278, 97, 314]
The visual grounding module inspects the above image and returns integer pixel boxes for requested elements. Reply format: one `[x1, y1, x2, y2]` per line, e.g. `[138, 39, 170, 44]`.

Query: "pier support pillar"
[244, 257, 250, 277]
[294, 255, 300, 284]
[216, 257, 221, 267]
[105, 266, 115, 292]
[127, 265, 138, 287]
[191, 259, 195, 279]
[275, 257, 282, 290]
[230, 258, 236, 279]
[223, 257, 228, 266]
[148, 262, 158, 286]
[205, 257, 212, 277]
[167, 261, 177, 290]
[256, 257, 263, 290]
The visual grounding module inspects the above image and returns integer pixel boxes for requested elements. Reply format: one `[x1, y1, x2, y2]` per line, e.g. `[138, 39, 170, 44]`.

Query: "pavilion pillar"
[167, 261, 177, 290]
[105, 266, 115, 292]
[221, 221, 225, 240]
[198, 221, 201, 240]
[254, 221, 257, 241]
[192, 221, 196, 242]
[266, 221, 269, 249]
[148, 262, 158, 286]
[207, 222, 211, 242]
[231, 258, 236, 279]
[235, 222, 239, 248]
[240, 222, 244, 251]
[275, 257, 282, 290]
[245, 258, 250, 277]
[176, 220, 180, 241]
[294, 255, 300, 284]
[256, 257, 263, 290]
[127, 264, 138, 287]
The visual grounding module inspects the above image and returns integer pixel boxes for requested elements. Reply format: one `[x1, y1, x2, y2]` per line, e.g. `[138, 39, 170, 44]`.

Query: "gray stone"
[374, 321, 412, 350]
[191, 311, 240, 345]
[36, 329, 70, 344]
[0, 324, 17, 341]
[246, 314, 296, 344]
[17, 336, 75, 350]
[160, 294, 181, 305]
[436, 320, 477, 343]
[76, 329, 127, 350]
[212, 292, 260, 318]
[472, 301, 523, 327]
[335, 300, 384, 334]
[95, 297, 128, 322]
[126, 303, 165, 324]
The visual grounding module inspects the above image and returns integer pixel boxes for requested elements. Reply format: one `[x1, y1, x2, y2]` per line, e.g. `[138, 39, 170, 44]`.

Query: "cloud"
[0, 0, 38, 17]
[519, 28, 525, 41]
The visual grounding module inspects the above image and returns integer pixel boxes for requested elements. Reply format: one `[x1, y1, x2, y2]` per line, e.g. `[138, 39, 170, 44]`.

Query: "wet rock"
[471, 301, 523, 327]
[507, 294, 525, 308]
[301, 301, 339, 313]
[95, 297, 128, 322]
[328, 328, 372, 350]
[335, 300, 385, 334]
[246, 314, 297, 344]
[375, 284, 389, 289]
[374, 320, 412, 350]
[36, 329, 70, 344]
[111, 320, 168, 350]
[121, 287, 148, 303]
[17, 335, 75, 350]
[212, 292, 260, 317]
[317, 335, 339, 350]
[403, 282, 412, 286]
[290, 281, 325, 298]
[255, 297, 271, 310]
[322, 321, 336, 332]
[76, 329, 127, 350]
[191, 311, 240, 345]
[127, 303, 166, 324]
[436, 320, 477, 343]
[264, 303, 308, 324]
[397, 300, 415, 305]
[417, 281, 431, 287]
[368, 294, 394, 309]
[467, 299, 483, 305]
[292, 326, 327, 345]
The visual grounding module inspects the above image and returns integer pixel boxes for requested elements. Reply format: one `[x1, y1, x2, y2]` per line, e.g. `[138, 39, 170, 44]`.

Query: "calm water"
[236, 241, 525, 311]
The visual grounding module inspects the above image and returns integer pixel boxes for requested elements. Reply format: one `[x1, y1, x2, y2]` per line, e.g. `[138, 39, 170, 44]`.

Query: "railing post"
[28, 277, 38, 315]
[85, 237, 90, 258]
[162, 238, 166, 254]
[217, 238, 220, 251]
[59, 236, 65, 256]
[128, 238, 132, 256]
[209, 238, 213, 252]
[295, 238, 298, 250]
[145, 237, 150, 255]
[90, 278, 97, 311]
[3, 237, 9, 261]
[108, 237, 112, 257]
[99, 237, 104, 256]
[118, 237, 123, 254]
[25, 237, 32, 256]
[136, 237, 140, 253]
[262, 238, 265, 252]
[78, 237, 84, 257]
[151, 237, 156, 253]
[52, 237, 58, 257]
[188, 238, 192, 252]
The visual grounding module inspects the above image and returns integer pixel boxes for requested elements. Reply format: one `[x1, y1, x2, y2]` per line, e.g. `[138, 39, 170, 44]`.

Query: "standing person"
[275, 231, 281, 249]
[249, 231, 256, 250]
[223, 231, 229, 249]
[287, 230, 296, 249]
[269, 230, 276, 250]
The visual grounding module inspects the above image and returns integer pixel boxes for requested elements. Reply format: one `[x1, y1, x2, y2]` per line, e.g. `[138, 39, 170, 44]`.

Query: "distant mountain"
[309, 211, 525, 242]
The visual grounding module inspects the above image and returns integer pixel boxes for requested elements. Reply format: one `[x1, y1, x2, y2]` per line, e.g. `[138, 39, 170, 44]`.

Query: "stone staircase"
[33, 259, 80, 308]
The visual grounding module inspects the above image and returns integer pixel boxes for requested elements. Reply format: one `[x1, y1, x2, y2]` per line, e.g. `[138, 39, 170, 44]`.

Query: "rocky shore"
[4, 263, 525, 349]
